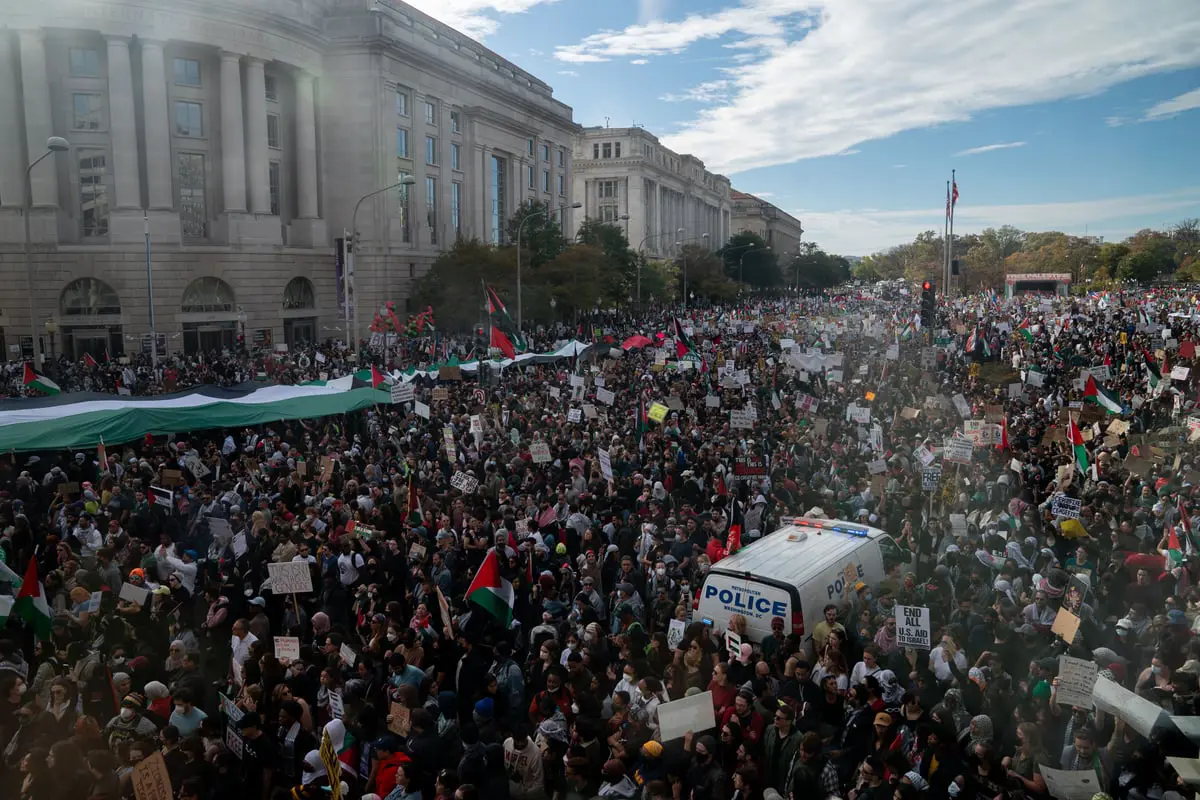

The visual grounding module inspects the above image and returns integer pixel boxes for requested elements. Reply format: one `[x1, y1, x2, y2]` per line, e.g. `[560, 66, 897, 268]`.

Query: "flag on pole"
[1017, 319, 1033, 342]
[965, 329, 977, 353]
[1068, 418, 1089, 475]
[97, 437, 107, 470]
[1179, 500, 1195, 556]
[951, 178, 959, 210]
[945, 182, 951, 220]
[485, 286, 526, 352]
[370, 365, 388, 389]
[82, 352, 99, 368]
[998, 415, 1009, 450]
[1166, 526, 1184, 565]
[22, 364, 60, 396]
[465, 549, 515, 625]
[490, 327, 517, 359]
[13, 558, 52, 640]
[672, 317, 695, 359]
[406, 474, 423, 525]
[1083, 375, 1124, 414]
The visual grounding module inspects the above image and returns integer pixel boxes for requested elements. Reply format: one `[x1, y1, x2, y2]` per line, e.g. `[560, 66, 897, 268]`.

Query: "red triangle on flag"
[370, 365, 386, 388]
[491, 327, 516, 359]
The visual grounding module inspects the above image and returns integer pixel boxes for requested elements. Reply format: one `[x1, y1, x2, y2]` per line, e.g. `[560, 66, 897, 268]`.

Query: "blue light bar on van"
[779, 517, 870, 538]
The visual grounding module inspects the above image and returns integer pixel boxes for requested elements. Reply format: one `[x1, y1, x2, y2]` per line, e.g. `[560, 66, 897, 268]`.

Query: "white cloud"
[557, 70, 580, 77]
[631, 59, 650, 65]
[398, 0, 559, 39]
[955, 141, 1027, 156]
[661, 80, 734, 103]
[1142, 87, 1200, 121]
[639, 0, 669, 24]
[892, 164, 907, 169]
[555, 0, 1200, 175]
[792, 188, 1200, 256]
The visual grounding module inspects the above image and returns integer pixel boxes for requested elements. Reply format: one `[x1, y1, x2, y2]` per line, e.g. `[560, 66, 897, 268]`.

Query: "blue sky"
[403, 0, 1200, 256]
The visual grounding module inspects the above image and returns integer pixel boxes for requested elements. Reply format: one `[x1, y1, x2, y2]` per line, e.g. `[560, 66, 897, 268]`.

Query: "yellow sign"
[969, 363, 980, 377]
[648, 403, 669, 423]
[1120, 332, 1128, 344]
[321, 730, 343, 800]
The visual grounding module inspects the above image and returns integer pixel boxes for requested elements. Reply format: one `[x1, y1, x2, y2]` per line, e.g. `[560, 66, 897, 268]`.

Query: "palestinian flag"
[490, 327, 517, 359]
[898, 320, 913, 341]
[13, 558, 52, 640]
[370, 365, 389, 389]
[485, 286, 526, 352]
[97, 437, 107, 470]
[82, 352, 99, 368]
[673, 317, 694, 359]
[1083, 375, 1123, 414]
[727, 523, 743, 554]
[1017, 319, 1033, 342]
[1166, 526, 1183, 566]
[407, 474, 423, 525]
[998, 415, 1009, 450]
[465, 549, 514, 625]
[1143, 349, 1162, 393]
[23, 364, 60, 396]
[1068, 418, 1089, 476]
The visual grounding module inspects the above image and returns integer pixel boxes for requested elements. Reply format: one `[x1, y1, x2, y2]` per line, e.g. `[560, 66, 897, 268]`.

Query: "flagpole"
[943, 180, 950, 295]
[948, 169, 956, 298]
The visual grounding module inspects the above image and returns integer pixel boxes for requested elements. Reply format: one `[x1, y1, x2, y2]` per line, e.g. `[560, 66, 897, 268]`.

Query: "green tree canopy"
[505, 200, 567, 268]
[719, 231, 781, 288]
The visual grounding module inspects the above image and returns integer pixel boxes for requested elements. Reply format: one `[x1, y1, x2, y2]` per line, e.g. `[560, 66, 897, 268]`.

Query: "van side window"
[877, 535, 903, 564]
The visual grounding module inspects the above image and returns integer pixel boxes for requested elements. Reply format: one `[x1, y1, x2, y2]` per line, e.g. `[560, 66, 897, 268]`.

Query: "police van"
[695, 516, 905, 646]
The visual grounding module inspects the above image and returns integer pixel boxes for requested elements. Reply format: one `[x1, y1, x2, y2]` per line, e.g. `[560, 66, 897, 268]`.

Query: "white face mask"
[570, 703, 579, 714]
[656, 568, 666, 577]
[387, 632, 399, 643]
[623, 673, 635, 683]
[120, 708, 135, 721]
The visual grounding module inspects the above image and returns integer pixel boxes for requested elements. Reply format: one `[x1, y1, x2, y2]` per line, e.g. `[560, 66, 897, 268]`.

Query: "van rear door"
[697, 572, 794, 643]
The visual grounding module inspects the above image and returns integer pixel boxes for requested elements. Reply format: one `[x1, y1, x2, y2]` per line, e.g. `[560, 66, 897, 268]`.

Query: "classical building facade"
[571, 127, 730, 260]
[0, 0, 577, 361]
[729, 190, 804, 257]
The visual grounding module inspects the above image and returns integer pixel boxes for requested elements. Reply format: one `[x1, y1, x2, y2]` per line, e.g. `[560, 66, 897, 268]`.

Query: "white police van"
[696, 516, 904, 646]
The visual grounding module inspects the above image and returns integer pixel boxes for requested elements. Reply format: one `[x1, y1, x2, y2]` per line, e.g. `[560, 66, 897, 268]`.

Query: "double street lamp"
[674, 232, 709, 309]
[516, 201, 581, 330]
[24, 136, 70, 368]
[349, 176, 416, 359]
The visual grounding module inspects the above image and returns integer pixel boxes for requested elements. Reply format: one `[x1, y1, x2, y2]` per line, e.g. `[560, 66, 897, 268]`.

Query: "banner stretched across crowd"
[1, 286, 1200, 800]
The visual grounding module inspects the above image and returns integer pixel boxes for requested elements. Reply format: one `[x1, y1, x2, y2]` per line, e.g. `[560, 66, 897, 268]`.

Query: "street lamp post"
[675, 232, 709, 310]
[24, 136, 69, 368]
[350, 176, 416, 362]
[635, 231, 678, 304]
[517, 201, 581, 331]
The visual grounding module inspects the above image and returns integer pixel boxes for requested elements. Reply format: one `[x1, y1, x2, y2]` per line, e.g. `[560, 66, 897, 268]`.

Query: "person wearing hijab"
[965, 714, 993, 749]
[289, 750, 330, 800]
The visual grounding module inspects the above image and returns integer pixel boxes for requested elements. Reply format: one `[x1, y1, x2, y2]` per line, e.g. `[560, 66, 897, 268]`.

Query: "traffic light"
[920, 281, 936, 327]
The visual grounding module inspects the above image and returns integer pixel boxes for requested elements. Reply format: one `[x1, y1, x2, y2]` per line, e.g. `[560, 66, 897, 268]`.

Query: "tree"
[577, 219, 638, 303]
[719, 231, 781, 288]
[412, 239, 516, 330]
[535, 245, 607, 320]
[506, 200, 567, 268]
[852, 255, 883, 282]
[676, 245, 737, 303]
[790, 242, 851, 290]
[1116, 250, 1162, 282]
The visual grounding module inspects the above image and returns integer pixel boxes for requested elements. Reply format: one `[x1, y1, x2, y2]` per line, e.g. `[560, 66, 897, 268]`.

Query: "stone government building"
[0, 0, 578, 361]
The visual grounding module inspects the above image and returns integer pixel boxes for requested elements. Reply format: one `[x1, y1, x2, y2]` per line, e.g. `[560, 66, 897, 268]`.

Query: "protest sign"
[921, 467, 942, 491]
[596, 387, 615, 405]
[733, 455, 767, 476]
[119, 582, 150, 606]
[657, 691, 716, 742]
[267, 561, 313, 594]
[648, 402, 669, 422]
[530, 441, 551, 464]
[275, 637, 301, 661]
[390, 382, 414, 404]
[1055, 656, 1098, 709]
[1051, 608, 1080, 642]
[1051, 495, 1082, 519]
[131, 751, 173, 800]
[451, 471, 480, 494]
[1040, 766, 1103, 800]
[667, 619, 686, 650]
[725, 630, 742, 659]
[943, 438, 973, 465]
[895, 605, 931, 649]
[729, 409, 755, 429]
[388, 703, 411, 736]
[414, 401, 430, 419]
[598, 449, 613, 482]
[1092, 676, 1167, 737]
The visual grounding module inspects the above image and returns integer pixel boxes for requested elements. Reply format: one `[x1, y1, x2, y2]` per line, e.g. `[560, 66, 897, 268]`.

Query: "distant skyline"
[403, 0, 1200, 255]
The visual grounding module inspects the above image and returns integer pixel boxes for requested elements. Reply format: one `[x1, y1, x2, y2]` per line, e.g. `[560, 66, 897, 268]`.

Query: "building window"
[69, 47, 100, 77]
[396, 128, 409, 158]
[527, 138, 535, 156]
[425, 136, 437, 165]
[267, 113, 281, 149]
[615, 142, 622, 158]
[451, 181, 462, 237]
[450, 111, 460, 133]
[451, 142, 461, 170]
[542, 143, 550, 162]
[398, 170, 413, 243]
[592, 143, 599, 159]
[600, 205, 618, 222]
[558, 174, 565, 196]
[526, 165, 535, 188]
[174, 101, 203, 137]
[78, 150, 109, 238]
[173, 57, 201, 86]
[177, 152, 207, 240]
[490, 155, 507, 245]
[72, 93, 103, 131]
[542, 170, 550, 193]
[264, 74, 277, 101]
[602, 142, 612, 159]
[558, 147, 565, 167]
[598, 180, 617, 199]
[426, 177, 438, 245]
[395, 90, 409, 116]
[424, 100, 437, 125]
[268, 161, 281, 216]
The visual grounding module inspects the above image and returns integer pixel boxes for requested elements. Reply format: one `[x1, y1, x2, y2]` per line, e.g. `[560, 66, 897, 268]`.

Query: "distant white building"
[730, 190, 804, 257]
[571, 127, 730, 258]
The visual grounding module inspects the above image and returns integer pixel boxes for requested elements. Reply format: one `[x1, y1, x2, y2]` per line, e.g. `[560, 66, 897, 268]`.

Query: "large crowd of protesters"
[1, 286, 1199, 800]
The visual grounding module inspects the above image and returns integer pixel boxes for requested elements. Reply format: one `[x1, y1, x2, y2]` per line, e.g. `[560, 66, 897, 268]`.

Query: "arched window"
[60, 278, 122, 316]
[181, 276, 235, 313]
[282, 277, 316, 310]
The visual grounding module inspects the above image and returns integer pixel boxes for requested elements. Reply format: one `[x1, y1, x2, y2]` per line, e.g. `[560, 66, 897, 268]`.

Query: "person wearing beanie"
[686, 733, 725, 800]
[599, 758, 637, 800]
[103, 692, 157, 749]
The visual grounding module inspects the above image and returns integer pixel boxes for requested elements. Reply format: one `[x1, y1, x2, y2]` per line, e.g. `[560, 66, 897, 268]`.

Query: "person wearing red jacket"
[719, 689, 765, 746]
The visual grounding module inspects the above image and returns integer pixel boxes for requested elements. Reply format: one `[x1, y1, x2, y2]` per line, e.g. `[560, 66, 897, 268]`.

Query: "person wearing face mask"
[683, 732, 725, 800]
[102, 693, 158, 751]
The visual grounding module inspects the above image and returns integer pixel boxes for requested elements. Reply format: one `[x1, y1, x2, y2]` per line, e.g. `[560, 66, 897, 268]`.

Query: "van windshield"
[877, 534, 904, 565]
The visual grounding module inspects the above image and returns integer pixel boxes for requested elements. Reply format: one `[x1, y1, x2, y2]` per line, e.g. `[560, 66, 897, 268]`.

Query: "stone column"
[106, 36, 141, 209]
[244, 57, 270, 215]
[19, 29, 57, 208]
[0, 31, 24, 213]
[219, 51, 247, 213]
[140, 39, 173, 210]
[294, 71, 318, 219]
[476, 145, 489, 243]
